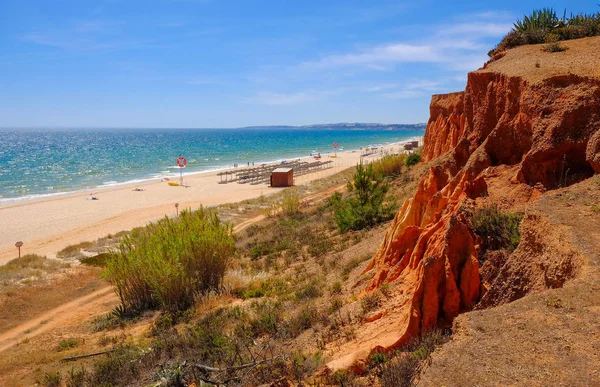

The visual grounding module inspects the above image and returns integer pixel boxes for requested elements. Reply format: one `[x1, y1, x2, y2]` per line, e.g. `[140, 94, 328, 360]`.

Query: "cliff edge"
[327, 37, 600, 374]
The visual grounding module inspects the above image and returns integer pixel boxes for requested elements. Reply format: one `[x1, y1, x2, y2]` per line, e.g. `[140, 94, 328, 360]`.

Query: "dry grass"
[0, 254, 71, 285]
[1, 162, 438, 386]
[481, 36, 600, 83]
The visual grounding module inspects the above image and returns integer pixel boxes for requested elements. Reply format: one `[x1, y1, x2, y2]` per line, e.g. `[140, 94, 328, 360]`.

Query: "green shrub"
[42, 371, 62, 387]
[328, 298, 343, 314]
[296, 280, 323, 299]
[369, 352, 389, 367]
[329, 162, 395, 232]
[467, 204, 523, 254]
[379, 329, 447, 387]
[57, 242, 93, 259]
[285, 304, 320, 337]
[404, 153, 422, 167]
[92, 346, 140, 386]
[65, 367, 91, 387]
[57, 338, 78, 351]
[280, 188, 301, 217]
[248, 301, 282, 337]
[513, 8, 559, 32]
[371, 154, 406, 177]
[491, 8, 600, 56]
[80, 253, 110, 267]
[330, 281, 342, 295]
[104, 207, 235, 314]
[542, 42, 568, 52]
[361, 292, 382, 314]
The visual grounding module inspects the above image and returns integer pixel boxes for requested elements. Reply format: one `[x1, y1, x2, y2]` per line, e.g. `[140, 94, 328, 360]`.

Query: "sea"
[0, 127, 424, 203]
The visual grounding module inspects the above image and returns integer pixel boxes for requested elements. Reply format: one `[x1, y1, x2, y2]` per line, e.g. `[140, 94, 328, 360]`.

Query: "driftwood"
[61, 349, 114, 362]
[189, 355, 287, 385]
[192, 354, 286, 373]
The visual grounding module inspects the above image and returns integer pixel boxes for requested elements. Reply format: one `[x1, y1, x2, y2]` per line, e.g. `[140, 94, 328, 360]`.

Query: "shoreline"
[0, 137, 419, 206]
[0, 141, 416, 265]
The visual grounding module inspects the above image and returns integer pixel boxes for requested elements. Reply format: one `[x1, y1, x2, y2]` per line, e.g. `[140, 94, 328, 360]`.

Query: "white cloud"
[442, 22, 512, 37]
[245, 90, 344, 105]
[364, 83, 399, 92]
[383, 90, 424, 99]
[298, 43, 440, 70]
[290, 12, 512, 75]
[404, 80, 440, 90]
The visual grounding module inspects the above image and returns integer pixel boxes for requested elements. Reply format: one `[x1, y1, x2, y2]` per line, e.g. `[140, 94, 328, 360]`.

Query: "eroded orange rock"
[342, 63, 600, 368]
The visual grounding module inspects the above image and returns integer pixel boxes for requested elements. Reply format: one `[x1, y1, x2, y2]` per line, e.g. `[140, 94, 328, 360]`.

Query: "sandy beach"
[0, 143, 414, 265]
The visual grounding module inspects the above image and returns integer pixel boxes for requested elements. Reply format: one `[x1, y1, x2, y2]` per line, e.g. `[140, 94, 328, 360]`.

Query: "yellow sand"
[0, 143, 415, 264]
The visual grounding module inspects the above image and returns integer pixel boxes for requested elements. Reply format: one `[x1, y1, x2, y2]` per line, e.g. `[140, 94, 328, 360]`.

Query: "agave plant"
[513, 8, 559, 32]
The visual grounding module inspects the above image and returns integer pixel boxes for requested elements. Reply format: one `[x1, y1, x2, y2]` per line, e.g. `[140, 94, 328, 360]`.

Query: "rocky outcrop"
[358, 59, 600, 359]
[422, 92, 466, 162]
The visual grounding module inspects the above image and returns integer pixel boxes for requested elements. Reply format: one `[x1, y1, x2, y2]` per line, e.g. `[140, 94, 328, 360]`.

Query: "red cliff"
[329, 37, 600, 371]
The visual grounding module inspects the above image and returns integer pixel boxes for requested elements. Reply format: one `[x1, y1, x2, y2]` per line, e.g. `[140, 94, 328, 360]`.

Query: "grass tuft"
[104, 207, 235, 314]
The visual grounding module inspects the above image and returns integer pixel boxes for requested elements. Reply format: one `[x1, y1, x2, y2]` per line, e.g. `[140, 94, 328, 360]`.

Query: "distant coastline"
[0, 123, 426, 131]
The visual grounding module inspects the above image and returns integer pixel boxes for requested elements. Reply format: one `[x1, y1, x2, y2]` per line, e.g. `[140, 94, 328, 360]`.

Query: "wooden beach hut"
[270, 167, 294, 187]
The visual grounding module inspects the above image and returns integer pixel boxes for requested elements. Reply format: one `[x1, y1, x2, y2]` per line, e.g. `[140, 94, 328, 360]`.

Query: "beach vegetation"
[328, 162, 395, 232]
[0, 254, 70, 284]
[57, 242, 93, 259]
[466, 204, 523, 263]
[42, 371, 62, 387]
[79, 252, 110, 267]
[104, 207, 235, 314]
[405, 153, 422, 167]
[490, 8, 600, 56]
[371, 154, 406, 177]
[375, 329, 448, 387]
[57, 338, 79, 351]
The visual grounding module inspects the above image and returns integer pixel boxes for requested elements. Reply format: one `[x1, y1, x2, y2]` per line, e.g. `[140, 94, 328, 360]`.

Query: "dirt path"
[0, 286, 115, 353]
[0, 183, 346, 355]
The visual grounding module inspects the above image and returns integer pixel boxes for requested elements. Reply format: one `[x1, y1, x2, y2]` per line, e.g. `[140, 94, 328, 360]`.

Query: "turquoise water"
[0, 127, 423, 203]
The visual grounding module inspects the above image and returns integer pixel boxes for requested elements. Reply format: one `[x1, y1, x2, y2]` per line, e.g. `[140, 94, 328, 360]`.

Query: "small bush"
[490, 8, 600, 56]
[380, 356, 420, 387]
[328, 298, 343, 314]
[42, 372, 62, 387]
[467, 204, 523, 255]
[104, 207, 235, 314]
[296, 280, 323, 299]
[57, 242, 93, 259]
[342, 257, 361, 279]
[330, 281, 342, 295]
[92, 346, 140, 386]
[542, 42, 568, 52]
[329, 163, 395, 232]
[285, 304, 320, 337]
[361, 292, 382, 314]
[248, 301, 282, 337]
[65, 367, 91, 387]
[280, 188, 301, 217]
[57, 338, 78, 351]
[369, 352, 389, 367]
[80, 252, 110, 267]
[371, 154, 406, 177]
[379, 329, 447, 387]
[404, 153, 422, 167]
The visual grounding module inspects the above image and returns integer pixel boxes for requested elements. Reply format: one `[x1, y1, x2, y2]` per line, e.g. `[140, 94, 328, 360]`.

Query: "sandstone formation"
[338, 37, 600, 368]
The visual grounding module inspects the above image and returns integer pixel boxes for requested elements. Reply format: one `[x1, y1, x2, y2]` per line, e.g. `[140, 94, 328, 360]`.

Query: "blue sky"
[0, 1, 597, 128]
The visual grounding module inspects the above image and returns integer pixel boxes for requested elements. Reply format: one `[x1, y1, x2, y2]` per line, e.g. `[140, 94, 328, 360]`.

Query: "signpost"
[176, 156, 187, 186]
[333, 142, 339, 157]
[15, 241, 23, 258]
[175, 203, 179, 217]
